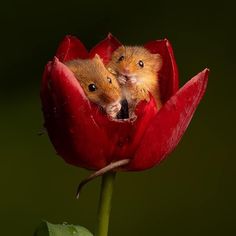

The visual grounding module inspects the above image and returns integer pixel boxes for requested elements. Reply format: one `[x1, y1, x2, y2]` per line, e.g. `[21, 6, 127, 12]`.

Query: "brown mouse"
[107, 46, 162, 117]
[65, 55, 122, 118]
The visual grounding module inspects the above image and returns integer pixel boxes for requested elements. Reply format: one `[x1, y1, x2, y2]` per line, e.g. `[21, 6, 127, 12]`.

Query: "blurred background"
[0, 0, 235, 235]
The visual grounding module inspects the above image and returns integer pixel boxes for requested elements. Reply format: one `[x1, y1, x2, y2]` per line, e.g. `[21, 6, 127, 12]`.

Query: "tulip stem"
[95, 171, 116, 236]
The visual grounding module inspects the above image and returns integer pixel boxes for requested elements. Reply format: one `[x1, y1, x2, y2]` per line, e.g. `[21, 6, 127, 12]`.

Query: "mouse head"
[108, 46, 162, 80]
[67, 55, 121, 107]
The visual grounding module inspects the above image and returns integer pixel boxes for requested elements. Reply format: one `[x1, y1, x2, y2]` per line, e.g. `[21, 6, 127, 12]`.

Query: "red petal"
[55, 35, 88, 62]
[108, 97, 158, 162]
[89, 33, 122, 64]
[126, 69, 209, 171]
[114, 97, 158, 160]
[144, 39, 179, 103]
[84, 97, 158, 164]
[40, 58, 111, 170]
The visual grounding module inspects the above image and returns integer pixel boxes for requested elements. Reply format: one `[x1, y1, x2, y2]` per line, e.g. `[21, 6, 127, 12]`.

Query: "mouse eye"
[88, 84, 97, 92]
[107, 77, 112, 84]
[138, 60, 144, 68]
[117, 55, 124, 62]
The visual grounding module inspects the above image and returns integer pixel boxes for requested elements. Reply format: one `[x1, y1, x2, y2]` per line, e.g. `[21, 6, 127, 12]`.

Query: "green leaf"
[34, 221, 93, 236]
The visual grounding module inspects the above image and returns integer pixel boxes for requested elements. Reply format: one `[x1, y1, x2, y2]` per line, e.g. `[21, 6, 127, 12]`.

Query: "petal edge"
[126, 69, 209, 171]
[145, 39, 179, 103]
[89, 33, 122, 64]
[55, 35, 89, 62]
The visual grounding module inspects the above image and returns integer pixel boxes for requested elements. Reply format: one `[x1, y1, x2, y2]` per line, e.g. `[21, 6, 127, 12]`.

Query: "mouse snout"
[121, 67, 130, 75]
[99, 92, 120, 105]
[120, 66, 136, 79]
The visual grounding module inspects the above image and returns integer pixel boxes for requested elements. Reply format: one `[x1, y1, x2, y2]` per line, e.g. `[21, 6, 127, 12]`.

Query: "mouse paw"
[106, 102, 122, 118]
[117, 75, 127, 85]
[128, 77, 137, 84]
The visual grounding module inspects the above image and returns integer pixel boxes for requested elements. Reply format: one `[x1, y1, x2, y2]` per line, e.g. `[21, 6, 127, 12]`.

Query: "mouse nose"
[100, 93, 118, 104]
[123, 67, 130, 74]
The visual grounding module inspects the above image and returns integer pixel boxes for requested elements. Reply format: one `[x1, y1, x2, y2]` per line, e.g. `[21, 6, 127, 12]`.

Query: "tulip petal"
[41, 58, 112, 170]
[144, 39, 179, 103]
[100, 97, 158, 163]
[55, 35, 89, 62]
[126, 69, 209, 171]
[89, 33, 122, 64]
[82, 96, 158, 165]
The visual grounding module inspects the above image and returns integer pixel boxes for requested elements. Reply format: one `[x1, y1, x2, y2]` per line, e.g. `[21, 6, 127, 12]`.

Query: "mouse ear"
[118, 45, 125, 50]
[65, 60, 79, 74]
[114, 45, 125, 55]
[94, 54, 103, 63]
[108, 45, 125, 60]
[152, 53, 163, 71]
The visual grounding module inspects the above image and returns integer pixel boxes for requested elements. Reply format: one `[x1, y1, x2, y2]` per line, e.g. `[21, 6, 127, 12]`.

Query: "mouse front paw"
[117, 75, 127, 85]
[106, 102, 122, 118]
[127, 76, 137, 84]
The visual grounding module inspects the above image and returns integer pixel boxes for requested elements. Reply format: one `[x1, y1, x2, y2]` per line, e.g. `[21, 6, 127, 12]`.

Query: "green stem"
[95, 171, 116, 236]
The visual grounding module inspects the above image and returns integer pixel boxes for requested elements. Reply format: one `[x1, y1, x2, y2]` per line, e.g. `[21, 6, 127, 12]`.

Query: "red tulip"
[41, 34, 208, 171]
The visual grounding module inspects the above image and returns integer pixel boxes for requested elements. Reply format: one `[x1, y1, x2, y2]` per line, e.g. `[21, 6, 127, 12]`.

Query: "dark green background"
[1, 0, 235, 235]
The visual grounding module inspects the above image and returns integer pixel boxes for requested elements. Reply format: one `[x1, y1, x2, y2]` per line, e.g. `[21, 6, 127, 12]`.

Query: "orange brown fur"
[65, 55, 121, 118]
[107, 46, 162, 116]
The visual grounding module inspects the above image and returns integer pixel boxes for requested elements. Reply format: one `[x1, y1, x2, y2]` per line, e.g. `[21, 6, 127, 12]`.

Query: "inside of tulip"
[116, 99, 129, 119]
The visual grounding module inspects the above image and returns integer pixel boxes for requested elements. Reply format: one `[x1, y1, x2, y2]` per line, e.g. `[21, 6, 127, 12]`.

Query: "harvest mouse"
[65, 55, 122, 118]
[107, 46, 162, 117]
